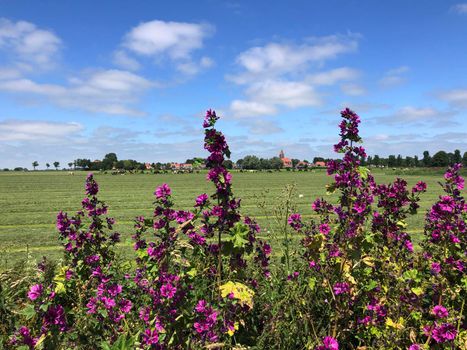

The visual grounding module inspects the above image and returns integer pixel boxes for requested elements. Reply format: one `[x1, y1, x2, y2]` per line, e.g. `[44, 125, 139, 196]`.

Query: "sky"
[0, 0, 466, 169]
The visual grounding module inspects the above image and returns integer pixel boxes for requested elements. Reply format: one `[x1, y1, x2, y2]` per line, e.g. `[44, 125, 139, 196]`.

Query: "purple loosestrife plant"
[414, 164, 466, 347]
[12, 174, 129, 348]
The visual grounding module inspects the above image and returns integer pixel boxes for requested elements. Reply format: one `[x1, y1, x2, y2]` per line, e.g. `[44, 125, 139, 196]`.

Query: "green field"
[0, 169, 461, 268]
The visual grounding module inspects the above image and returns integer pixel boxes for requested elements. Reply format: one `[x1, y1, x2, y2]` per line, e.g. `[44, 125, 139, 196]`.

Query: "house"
[296, 161, 310, 169]
[144, 162, 152, 170]
[279, 150, 292, 168]
[314, 161, 326, 167]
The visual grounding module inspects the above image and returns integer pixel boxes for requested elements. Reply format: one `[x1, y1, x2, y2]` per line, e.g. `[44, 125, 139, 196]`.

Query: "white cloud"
[341, 83, 366, 96]
[0, 119, 83, 141]
[451, 3, 467, 13]
[375, 106, 457, 126]
[228, 35, 360, 119]
[307, 67, 359, 85]
[116, 19, 214, 76]
[176, 56, 214, 75]
[230, 100, 277, 118]
[123, 20, 213, 59]
[379, 66, 409, 87]
[232, 35, 358, 82]
[112, 50, 141, 71]
[0, 69, 155, 116]
[0, 18, 61, 69]
[439, 89, 467, 108]
[0, 67, 21, 80]
[246, 80, 321, 108]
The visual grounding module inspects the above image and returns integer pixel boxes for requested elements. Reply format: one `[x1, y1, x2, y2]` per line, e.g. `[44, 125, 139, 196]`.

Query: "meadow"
[0, 168, 452, 268]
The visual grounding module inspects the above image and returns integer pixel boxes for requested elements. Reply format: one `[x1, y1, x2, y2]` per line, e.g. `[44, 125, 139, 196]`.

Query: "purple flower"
[288, 213, 303, 230]
[408, 344, 421, 350]
[431, 262, 441, 274]
[412, 181, 427, 193]
[160, 283, 176, 299]
[120, 299, 132, 313]
[102, 297, 116, 309]
[195, 299, 207, 313]
[316, 336, 339, 350]
[154, 183, 171, 199]
[27, 284, 43, 301]
[195, 193, 209, 206]
[432, 305, 449, 319]
[142, 328, 159, 346]
[319, 223, 330, 235]
[333, 282, 350, 296]
[432, 322, 457, 343]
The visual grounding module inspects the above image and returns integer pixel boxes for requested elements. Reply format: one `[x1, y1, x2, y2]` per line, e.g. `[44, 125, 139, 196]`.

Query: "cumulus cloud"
[438, 89, 467, 108]
[379, 66, 409, 87]
[451, 3, 467, 13]
[112, 50, 141, 71]
[0, 69, 155, 116]
[230, 100, 277, 118]
[229, 35, 358, 84]
[306, 67, 359, 86]
[115, 19, 215, 76]
[341, 83, 366, 96]
[374, 106, 457, 126]
[0, 18, 61, 70]
[0, 119, 83, 142]
[227, 35, 360, 119]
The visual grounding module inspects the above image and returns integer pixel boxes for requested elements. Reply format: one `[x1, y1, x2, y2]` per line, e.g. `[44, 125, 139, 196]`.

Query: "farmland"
[0, 168, 453, 268]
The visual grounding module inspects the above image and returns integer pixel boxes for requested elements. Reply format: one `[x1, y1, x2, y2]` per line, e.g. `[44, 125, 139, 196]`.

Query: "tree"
[223, 160, 233, 169]
[387, 155, 396, 167]
[53, 161, 60, 170]
[241, 155, 261, 170]
[414, 155, 419, 167]
[373, 155, 380, 167]
[396, 154, 403, 167]
[453, 149, 462, 164]
[270, 157, 283, 170]
[292, 159, 300, 168]
[32, 161, 38, 170]
[431, 151, 449, 167]
[422, 151, 431, 167]
[46, 163, 50, 170]
[75, 158, 91, 169]
[463, 152, 467, 167]
[68, 162, 73, 169]
[313, 157, 325, 163]
[102, 153, 118, 170]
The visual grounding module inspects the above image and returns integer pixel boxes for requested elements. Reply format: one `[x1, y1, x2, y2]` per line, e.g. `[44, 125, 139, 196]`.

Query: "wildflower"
[432, 305, 449, 319]
[195, 193, 209, 206]
[142, 329, 159, 346]
[154, 183, 171, 199]
[316, 336, 339, 350]
[160, 283, 177, 299]
[27, 284, 43, 301]
[319, 223, 330, 235]
[333, 282, 350, 295]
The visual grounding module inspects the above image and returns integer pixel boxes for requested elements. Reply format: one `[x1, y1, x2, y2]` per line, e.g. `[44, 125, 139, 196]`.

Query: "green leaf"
[357, 166, 370, 180]
[187, 268, 197, 278]
[411, 287, 424, 296]
[403, 269, 419, 281]
[308, 277, 317, 291]
[20, 304, 36, 320]
[365, 280, 378, 291]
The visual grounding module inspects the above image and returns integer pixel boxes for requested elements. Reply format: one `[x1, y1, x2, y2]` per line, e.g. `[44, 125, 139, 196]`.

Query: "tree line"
[3, 149, 467, 172]
[364, 150, 467, 168]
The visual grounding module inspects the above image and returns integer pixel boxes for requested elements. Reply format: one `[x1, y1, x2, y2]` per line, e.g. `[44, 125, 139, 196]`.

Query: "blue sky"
[0, 0, 466, 169]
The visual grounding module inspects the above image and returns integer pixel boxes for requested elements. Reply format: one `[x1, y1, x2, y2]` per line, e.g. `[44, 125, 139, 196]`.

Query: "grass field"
[0, 168, 462, 268]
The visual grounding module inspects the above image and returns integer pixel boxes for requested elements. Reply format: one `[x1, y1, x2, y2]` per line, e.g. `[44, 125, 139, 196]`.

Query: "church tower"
[279, 150, 285, 159]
